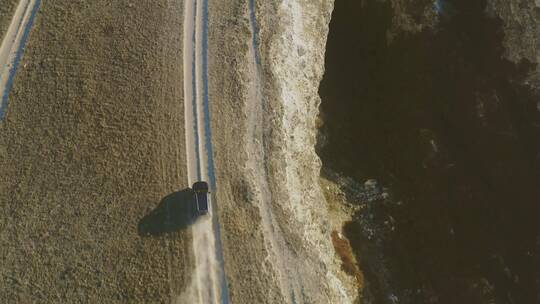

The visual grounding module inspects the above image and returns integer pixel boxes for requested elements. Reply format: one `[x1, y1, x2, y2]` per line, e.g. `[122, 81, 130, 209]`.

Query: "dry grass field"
[0, 1, 193, 302]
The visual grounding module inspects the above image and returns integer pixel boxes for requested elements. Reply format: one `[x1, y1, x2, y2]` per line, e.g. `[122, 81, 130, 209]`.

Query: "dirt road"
[0, 1, 19, 41]
[182, 0, 229, 303]
[0, 0, 40, 119]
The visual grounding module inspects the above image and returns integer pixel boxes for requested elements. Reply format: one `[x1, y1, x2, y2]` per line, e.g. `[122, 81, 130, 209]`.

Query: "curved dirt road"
[0, 0, 40, 119]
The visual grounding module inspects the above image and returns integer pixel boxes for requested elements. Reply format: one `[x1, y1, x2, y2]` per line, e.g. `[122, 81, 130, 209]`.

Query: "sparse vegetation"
[331, 230, 364, 288]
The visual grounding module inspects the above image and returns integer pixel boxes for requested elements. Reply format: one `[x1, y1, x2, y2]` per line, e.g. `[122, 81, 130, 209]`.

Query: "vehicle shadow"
[138, 188, 196, 236]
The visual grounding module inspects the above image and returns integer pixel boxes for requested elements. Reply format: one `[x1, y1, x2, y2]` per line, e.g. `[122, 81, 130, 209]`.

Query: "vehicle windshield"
[196, 192, 208, 211]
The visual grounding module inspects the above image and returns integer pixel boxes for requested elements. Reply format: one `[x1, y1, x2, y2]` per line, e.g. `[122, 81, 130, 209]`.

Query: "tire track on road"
[0, 0, 40, 120]
[182, 0, 230, 303]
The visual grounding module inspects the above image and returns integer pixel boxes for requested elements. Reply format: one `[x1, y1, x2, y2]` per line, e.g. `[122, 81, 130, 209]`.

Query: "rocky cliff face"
[208, 0, 357, 302]
[211, 0, 540, 302]
[317, 0, 540, 303]
[257, 0, 357, 302]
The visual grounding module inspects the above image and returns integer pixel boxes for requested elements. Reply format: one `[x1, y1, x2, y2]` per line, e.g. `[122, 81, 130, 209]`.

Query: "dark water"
[318, 0, 540, 303]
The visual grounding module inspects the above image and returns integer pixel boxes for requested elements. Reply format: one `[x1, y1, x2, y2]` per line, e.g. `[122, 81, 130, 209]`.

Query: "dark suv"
[193, 181, 209, 215]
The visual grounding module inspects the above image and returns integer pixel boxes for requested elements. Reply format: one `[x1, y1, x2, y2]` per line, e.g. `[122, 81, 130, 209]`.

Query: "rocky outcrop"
[256, 0, 357, 302]
[487, 0, 540, 90]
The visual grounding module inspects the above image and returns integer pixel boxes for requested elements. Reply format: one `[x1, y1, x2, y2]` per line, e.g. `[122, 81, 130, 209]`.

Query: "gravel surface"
[0, 1, 192, 302]
[487, 0, 540, 90]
